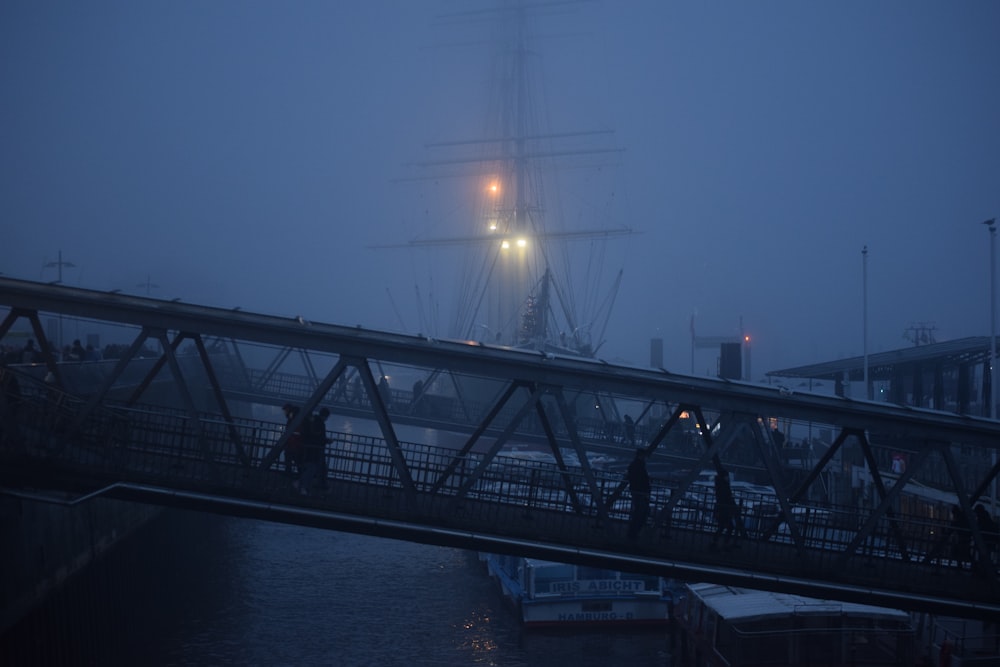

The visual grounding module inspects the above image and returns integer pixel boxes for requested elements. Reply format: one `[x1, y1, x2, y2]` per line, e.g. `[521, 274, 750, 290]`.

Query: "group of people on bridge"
[625, 448, 743, 550]
[281, 403, 331, 495]
[947, 502, 1000, 574]
[623, 447, 1000, 575]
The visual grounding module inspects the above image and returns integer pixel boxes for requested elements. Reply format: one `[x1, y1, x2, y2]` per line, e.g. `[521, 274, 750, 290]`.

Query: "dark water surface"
[2, 509, 679, 666]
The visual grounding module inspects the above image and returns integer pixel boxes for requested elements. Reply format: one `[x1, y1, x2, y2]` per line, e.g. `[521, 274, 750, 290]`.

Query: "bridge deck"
[2, 276, 999, 620]
[2, 370, 997, 620]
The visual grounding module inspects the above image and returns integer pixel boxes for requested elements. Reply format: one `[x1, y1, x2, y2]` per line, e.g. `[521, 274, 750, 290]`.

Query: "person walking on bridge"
[623, 414, 636, 446]
[299, 408, 331, 495]
[281, 403, 303, 477]
[974, 503, 999, 574]
[626, 449, 651, 541]
[711, 471, 739, 550]
[946, 505, 972, 570]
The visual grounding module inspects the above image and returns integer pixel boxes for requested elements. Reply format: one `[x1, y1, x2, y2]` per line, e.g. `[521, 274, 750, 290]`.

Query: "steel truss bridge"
[1, 277, 999, 621]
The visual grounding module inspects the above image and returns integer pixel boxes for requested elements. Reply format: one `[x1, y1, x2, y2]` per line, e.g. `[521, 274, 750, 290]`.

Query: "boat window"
[796, 631, 840, 664]
[577, 565, 614, 580]
[530, 564, 575, 594]
[738, 635, 790, 664]
[714, 622, 736, 660]
[703, 611, 716, 645]
[745, 617, 794, 633]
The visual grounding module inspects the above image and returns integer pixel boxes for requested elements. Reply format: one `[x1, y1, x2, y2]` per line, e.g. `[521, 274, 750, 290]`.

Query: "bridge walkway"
[2, 276, 1000, 620]
[2, 368, 998, 621]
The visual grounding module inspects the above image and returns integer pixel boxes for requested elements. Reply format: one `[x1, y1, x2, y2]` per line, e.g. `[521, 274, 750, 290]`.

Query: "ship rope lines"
[389, 0, 630, 357]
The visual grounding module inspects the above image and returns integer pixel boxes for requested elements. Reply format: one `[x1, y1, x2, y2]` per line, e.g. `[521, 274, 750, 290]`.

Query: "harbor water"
[1, 509, 680, 666]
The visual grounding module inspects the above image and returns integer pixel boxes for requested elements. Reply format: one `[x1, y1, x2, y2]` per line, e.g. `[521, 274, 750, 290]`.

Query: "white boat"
[476, 446, 676, 628]
[675, 582, 916, 666]
[480, 553, 674, 629]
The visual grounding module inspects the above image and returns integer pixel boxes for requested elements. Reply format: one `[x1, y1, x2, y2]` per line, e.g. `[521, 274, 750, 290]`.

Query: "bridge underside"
[2, 277, 1000, 620]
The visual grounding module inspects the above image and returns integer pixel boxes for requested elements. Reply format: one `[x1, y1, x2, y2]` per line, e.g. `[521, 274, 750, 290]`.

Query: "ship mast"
[392, 0, 630, 356]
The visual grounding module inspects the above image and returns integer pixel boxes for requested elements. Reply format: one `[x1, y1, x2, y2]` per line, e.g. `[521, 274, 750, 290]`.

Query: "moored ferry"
[675, 582, 916, 666]
[481, 553, 673, 628]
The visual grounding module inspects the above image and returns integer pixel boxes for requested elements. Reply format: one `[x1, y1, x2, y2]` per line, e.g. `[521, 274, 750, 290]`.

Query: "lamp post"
[862, 246, 869, 400]
[137, 275, 159, 296]
[42, 249, 75, 350]
[985, 219, 997, 517]
[43, 249, 75, 284]
[743, 334, 751, 382]
[986, 219, 997, 420]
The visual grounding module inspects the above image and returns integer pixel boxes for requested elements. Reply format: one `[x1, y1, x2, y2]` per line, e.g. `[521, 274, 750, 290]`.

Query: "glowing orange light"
[744, 335, 751, 342]
[488, 182, 499, 195]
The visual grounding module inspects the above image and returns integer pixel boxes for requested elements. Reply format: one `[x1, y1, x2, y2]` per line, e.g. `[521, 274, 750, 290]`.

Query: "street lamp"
[863, 246, 870, 400]
[985, 218, 997, 517]
[137, 275, 159, 296]
[43, 249, 75, 284]
[42, 249, 75, 349]
[743, 334, 751, 382]
[986, 219, 997, 420]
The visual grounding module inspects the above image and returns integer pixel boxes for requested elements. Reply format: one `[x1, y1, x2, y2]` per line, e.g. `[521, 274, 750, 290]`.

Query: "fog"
[2, 1, 998, 379]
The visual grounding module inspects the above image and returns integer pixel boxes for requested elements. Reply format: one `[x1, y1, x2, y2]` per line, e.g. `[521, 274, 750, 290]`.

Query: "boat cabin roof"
[686, 583, 911, 624]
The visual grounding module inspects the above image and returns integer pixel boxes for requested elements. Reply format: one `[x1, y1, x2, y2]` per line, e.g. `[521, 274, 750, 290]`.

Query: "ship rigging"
[385, 0, 633, 358]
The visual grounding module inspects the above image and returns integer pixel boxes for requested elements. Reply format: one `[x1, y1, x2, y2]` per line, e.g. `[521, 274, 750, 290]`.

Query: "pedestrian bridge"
[1, 276, 999, 621]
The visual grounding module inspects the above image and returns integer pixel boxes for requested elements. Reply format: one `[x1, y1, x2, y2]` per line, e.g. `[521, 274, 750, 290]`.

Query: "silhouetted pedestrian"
[378, 376, 392, 408]
[623, 414, 636, 446]
[298, 407, 331, 495]
[20, 339, 37, 364]
[626, 449, 650, 541]
[946, 505, 971, 570]
[711, 472, 738, 550]
[349, 375, 362, 406]
[974, 504, 999, 572]
[411, 379, 424, 414]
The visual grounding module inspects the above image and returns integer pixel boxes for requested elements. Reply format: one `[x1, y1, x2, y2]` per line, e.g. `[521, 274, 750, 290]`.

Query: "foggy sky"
[2, 1, 998, 379]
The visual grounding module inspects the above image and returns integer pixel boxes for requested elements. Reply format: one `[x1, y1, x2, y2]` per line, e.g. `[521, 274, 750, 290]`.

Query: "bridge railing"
[242, 368, 669, 449]
[4, 365, 1000, 615]
[0, 371, 982, 554]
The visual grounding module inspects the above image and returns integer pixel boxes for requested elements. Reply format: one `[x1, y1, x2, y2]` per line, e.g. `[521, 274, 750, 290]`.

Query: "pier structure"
[769, 336, 997, 416]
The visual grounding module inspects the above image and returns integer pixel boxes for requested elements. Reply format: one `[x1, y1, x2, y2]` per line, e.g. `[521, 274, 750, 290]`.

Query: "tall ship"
[395, 0, 664, 628]
[393, 0, 631, 359]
